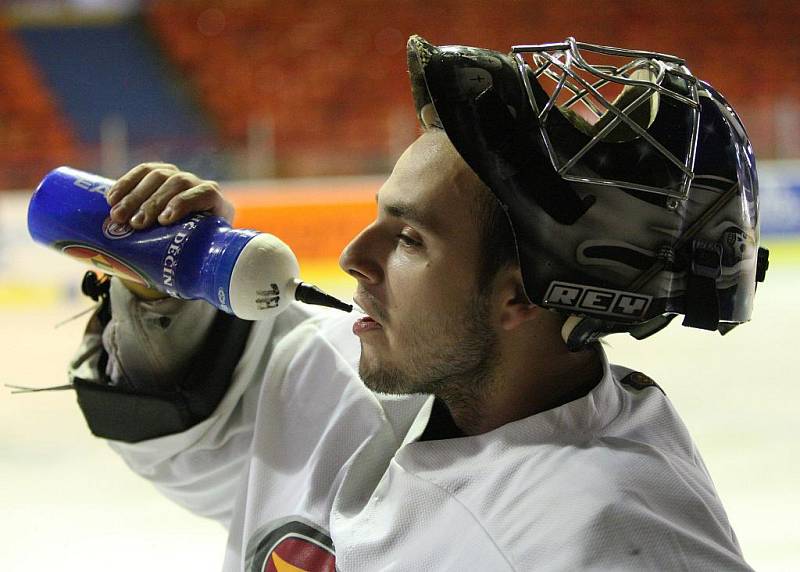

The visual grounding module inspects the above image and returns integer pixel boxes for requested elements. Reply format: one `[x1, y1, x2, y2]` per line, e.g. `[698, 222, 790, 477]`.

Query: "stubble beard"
[358, 293, 499, 418]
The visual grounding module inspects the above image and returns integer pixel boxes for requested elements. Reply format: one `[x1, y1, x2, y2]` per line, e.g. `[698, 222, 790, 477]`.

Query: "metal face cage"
[511, 37, 701, 201]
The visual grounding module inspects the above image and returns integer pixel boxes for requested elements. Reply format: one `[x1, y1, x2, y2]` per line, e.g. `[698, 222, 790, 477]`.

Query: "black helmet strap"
[681, 240, 723, 330]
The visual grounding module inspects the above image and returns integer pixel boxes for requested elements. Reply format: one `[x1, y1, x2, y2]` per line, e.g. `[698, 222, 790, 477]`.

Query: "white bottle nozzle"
[227, 234, 351, 319]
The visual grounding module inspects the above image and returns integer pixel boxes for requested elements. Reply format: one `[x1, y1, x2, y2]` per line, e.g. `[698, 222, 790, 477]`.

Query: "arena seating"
[15, 19, 212, 170]
[0, 17, 77, 189]
[143, 0, 798, 175]
[1, 1, 798, 187]
[144, 1, 416, 175]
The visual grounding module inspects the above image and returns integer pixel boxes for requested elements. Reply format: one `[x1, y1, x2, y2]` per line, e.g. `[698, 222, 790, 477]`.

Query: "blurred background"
[1, 1, 798, 570]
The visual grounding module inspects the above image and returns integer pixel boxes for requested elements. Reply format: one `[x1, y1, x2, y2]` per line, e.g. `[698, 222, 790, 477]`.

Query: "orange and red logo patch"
[246, 520, 335, 572]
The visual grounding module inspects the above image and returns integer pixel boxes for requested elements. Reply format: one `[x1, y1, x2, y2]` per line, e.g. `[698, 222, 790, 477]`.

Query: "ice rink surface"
[2, 260, 798, 571]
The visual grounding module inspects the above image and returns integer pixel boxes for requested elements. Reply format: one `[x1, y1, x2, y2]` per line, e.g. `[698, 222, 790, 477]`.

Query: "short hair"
[426, 124, 518, 292]
[471, 181, 518, 293]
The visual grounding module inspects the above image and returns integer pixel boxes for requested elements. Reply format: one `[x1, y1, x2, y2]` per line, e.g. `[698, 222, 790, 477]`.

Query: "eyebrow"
[377, 194, 437, 230]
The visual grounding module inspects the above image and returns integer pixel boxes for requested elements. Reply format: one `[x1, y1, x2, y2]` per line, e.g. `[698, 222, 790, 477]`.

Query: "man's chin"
[358, 356, 414, 395]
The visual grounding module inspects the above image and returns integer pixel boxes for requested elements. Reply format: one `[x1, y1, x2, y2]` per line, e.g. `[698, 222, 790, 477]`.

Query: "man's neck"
[420, 398, 466, 441]
[440, 342, 604, 436]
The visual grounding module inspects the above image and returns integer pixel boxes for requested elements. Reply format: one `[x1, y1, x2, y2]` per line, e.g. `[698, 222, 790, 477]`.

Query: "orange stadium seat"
[0, 0, 793, 188]
[138, 0, 797, 174]
[0, 18, 78, 189]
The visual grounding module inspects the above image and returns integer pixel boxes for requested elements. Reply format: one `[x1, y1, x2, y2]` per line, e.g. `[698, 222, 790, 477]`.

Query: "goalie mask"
[407, 35, 769, 349]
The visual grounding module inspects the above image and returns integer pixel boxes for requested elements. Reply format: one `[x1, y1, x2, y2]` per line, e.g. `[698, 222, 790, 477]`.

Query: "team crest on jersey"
[620, 371, 664, 394]
[245, 518, 336, 572]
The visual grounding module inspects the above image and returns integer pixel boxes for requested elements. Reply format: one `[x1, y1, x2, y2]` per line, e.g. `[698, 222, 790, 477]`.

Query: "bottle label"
[160, 213, 205, 298]
[71, 174, 112, 196]
[59, 243, 152, 286]
[30, 167, 254, 311]
[102, 216, 135, 240]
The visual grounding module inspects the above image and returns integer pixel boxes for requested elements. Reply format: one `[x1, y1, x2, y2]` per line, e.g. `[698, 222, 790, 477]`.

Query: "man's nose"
[339, 225, 382, 285]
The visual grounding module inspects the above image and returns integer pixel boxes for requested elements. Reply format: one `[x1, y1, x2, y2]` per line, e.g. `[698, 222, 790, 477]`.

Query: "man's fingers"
[103, 162, 232, 229]
[110, 168, 180, 225]
[106, 162, 177, 206]
[158, 182, 229, 225]
[130, 172, 205, 229]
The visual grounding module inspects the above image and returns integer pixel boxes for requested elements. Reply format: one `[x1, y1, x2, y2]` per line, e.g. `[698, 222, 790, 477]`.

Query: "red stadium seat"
[0, 17, 79, 189]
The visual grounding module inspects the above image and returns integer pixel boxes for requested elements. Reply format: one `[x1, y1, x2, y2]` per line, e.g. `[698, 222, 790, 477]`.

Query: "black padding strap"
[681, 240, 721, 331]
[73, 380, 193, 441]
[682, 273, 720, 330]
[756, 247, 769, 283]
[74, 310, 253, 443]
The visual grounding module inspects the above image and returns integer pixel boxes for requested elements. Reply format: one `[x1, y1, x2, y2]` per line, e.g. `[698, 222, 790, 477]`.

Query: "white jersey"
[73, 282, 752, 571]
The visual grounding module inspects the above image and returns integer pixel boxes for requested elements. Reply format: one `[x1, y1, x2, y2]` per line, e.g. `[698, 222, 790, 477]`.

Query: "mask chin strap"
[561, 315, 593, 350]
[560, 315, 638, 351]
[561, 314, 676, 350]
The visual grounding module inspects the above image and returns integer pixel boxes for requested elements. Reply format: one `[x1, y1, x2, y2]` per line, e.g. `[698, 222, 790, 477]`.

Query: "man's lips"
[353, 315, 383, 335]
[353, 295, 385, 335]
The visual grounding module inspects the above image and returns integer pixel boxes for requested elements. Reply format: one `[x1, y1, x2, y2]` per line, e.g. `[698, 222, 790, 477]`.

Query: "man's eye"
[397, 233, 421, 247]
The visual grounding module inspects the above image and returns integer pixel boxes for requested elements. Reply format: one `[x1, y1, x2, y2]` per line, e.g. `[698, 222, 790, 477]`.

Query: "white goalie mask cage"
[512, 37, 700, 202]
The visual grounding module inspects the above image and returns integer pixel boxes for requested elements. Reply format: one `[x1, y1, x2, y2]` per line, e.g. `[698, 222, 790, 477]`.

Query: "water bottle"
[28, 166, 352, 318]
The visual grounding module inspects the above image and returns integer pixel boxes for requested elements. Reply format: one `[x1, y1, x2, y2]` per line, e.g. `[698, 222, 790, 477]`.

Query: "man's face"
[339, 130, 500, 398]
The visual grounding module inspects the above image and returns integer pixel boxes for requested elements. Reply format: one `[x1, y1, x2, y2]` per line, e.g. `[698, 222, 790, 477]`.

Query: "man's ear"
[497, 269, 539, 331]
